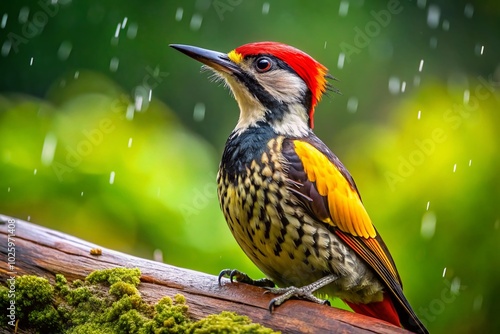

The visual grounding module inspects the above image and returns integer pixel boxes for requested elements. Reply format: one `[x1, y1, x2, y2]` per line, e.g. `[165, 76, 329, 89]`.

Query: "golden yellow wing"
[284, 136, 430, 332]
[282, 137, 401, 285]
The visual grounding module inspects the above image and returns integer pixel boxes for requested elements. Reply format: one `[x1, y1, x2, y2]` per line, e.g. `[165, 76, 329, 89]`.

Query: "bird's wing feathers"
[291, 139, 376, 239]
[282, 137, 403, 295]
[282, 136, 427, 333]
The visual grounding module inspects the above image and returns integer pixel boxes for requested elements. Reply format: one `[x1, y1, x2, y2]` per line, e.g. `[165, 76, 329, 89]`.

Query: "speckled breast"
[216, 126, 385, 304]
[216, 126, 334, 287]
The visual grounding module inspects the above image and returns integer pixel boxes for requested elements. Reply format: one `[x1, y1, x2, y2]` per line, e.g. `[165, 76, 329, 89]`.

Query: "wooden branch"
[0, 214, 410, 333]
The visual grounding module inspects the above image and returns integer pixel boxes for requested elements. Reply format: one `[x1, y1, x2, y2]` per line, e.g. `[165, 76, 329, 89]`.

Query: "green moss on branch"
[0, 268, 278, 334]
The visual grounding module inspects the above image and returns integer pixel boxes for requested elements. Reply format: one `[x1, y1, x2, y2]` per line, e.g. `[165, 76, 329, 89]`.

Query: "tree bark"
[0, 214, 411, 334]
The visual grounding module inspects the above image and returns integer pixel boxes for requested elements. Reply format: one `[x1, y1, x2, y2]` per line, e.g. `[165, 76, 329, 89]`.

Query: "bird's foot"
[218, 269, 275, 288]
[265, 274, 338, 312]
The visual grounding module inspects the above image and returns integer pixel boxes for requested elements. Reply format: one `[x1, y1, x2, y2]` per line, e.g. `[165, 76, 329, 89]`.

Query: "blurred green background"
[1, 0, 499, 332]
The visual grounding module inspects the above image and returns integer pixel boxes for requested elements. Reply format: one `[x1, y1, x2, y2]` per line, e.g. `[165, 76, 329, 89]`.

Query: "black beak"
[170, 44, 240, 74]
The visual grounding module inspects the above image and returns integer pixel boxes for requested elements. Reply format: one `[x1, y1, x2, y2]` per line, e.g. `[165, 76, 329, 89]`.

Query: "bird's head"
[170, 42, 334, 136]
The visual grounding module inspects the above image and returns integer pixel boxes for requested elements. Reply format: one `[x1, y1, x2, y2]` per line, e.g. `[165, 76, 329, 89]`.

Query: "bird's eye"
[255, 57, 272, 72]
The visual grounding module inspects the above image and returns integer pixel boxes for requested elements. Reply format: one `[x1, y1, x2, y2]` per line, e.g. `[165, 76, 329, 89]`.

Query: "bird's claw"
[218, 269, 247, 285]
[218, 269, 275, 287]
[264, 274, 337, 312]
[219, 271, 335, 312]
[265, 285, 330, 312]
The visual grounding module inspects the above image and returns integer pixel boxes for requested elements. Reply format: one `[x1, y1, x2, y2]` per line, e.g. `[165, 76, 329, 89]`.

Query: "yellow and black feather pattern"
[218, 125, 380, 296]
[281, 135, 425, 331]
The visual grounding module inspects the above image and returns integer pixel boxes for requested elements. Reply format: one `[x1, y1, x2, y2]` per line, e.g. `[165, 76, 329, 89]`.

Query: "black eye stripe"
[233, 70, 279, 109]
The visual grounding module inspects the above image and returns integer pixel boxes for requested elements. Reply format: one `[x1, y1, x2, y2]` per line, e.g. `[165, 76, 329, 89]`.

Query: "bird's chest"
[217, 135, 289, 253]
[217, 132, 329, 285]
[216, 130, 385, 303]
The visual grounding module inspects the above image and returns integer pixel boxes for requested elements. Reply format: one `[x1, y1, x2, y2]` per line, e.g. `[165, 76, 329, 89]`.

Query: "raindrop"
[1, 13, 7, 29]
[109, 57, 119, 72]
[426, 201, 430, 210]
[473, 295, 483, 311]
[418, 59, 424, 72]
[114, 22, 121, 38]
[442, 20, 450, 31]
[41, 132, 57, 166]
[122, 17, 128, 28]
[128, 137, 133, 148]
[2, 40, 13, 56]
[388, 76, 400, 95]
[429, 36, 438, 49]
[34, 169, 37, 175]
[453, 163, 457, 173]
[463, 89, 470, 104]
[27, 216, 31, 221]
[135, 95, 143, 111]
[190, 13, 203, 31]
[442, 267, 446, 277]
[109, 171, 115, 185]
[474, 43, 485, 56]
[324, 41, 327, 49]
[464, 3, 474, 18]
[427, 5, 440, 29]
[7, 187, 10, 193]
[57, 41, 72, 61]
[420, 211, 436, 239]
[126, 104, 135, 120]
[74, 71, 80, 79]
[175, 7, 184, 21]
[30, 57, 34, 66]
[417, 110, 421, 120]
[417, 0, 426, 9]
[133, 85, 150, 112]
[339, 0, 349, 17]
[81, 191, 84, 197]
[127, 23, 138, 39]
[18, 6, 29, 24]
[401, 81, 406, 93]
[347, 97, 358, 113]
[262, 2, 270, 15]
[468, 159, 472, 167]
[193, 102, 206, 122]
[153, 249, 163, 262]
[148, 89, 152, 102]
[450, 277, 461, 294]
[337, 53, 345, 69]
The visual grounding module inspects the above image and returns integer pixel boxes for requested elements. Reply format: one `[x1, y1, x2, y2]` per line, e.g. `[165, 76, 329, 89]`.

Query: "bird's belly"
[218, 171, 385, 304]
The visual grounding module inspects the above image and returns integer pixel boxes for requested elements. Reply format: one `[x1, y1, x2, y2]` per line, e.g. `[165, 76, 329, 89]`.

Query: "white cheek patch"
[256, 70, 307, 104]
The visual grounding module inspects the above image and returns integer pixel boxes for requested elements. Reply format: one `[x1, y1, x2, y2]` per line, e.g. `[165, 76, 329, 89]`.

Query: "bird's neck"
[234, 102, 311, 138]
[267, 102, 310, 137]
[221, 122, 277, 181]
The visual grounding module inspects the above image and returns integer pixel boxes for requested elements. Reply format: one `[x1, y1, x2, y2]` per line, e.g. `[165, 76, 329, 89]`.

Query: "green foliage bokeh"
[1, 1, 499, 333]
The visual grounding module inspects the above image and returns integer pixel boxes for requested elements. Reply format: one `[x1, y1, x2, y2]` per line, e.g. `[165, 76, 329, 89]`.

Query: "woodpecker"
[170, 42, 428, 334]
